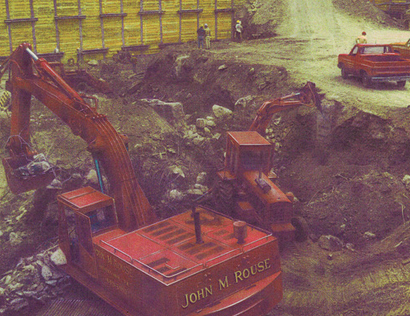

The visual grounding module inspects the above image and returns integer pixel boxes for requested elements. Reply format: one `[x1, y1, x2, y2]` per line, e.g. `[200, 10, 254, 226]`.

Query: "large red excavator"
[214, 82, 321, 243]
[1, 43, 282, 316]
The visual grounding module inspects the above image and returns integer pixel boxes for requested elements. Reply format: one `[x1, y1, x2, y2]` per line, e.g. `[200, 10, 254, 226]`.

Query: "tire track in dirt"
[273, 242, 410, 315]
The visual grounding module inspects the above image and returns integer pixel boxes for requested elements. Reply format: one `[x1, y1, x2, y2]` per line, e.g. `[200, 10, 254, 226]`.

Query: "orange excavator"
[1, 43, 283, 316]
[213, 82, 321, 243]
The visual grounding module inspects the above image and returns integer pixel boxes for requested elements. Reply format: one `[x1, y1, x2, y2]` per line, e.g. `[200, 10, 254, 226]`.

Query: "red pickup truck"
[337, 44, 410, 88]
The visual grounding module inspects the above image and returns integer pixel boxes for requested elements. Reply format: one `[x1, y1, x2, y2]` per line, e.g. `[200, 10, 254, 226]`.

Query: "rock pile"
[0, 247, 70, 315]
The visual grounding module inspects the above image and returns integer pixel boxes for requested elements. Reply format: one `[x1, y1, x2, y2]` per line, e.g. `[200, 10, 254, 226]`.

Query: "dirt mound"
[137, 47, 291, 114]
[333, 0, 401, 27]
[277, 106, 410, 247]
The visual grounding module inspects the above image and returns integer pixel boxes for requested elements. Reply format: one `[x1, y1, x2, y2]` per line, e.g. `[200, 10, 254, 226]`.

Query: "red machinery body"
[1, 42, 154, 231]
[2, 43, 283, 316]
[57, 187, 282, 316]
[216, 84, 321, 242]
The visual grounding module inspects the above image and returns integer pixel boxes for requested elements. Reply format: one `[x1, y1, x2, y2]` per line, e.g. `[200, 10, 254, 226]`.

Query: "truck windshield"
[361, 46, 392, 54]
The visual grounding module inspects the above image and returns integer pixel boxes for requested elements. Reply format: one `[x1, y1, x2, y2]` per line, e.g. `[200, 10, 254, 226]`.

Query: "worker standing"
[197, 26, 206, 49]
[204, 24, 211, 49]
[356, 31, 367, 44]
[235, 20, 243, 42]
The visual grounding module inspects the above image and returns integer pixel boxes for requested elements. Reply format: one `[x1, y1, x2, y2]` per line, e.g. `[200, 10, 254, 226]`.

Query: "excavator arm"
[2, 43, 156, 231]
[249, 81, 322, 135]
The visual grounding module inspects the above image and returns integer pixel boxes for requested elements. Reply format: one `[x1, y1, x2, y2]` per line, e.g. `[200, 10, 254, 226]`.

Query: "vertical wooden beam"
[215, 0, 218, 40]
[197, 0, 200, 29]
[5, 0, 12, 53]
[140, 0, 144, 44]
[78, 0, 83, 51]
[179, 0, 182, 43]
[120, 0, 125, 46]
[231, 0, 234, 39]
[99, 0, 105, 48]
[53, 0, 60, 50]
[29, 0, 37, 52]
[159, 0, 163, 43]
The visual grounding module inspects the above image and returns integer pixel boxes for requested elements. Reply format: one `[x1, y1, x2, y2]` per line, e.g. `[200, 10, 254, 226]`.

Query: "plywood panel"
[82, 0, 102, 50]
[123, 0, 141, 46]
[104, 17, 123, 53]
[58, 19, 81, 60]
[142, 14, 161, 45]
[216, 12, 232, 39]
[10, 23, 33, 51]
[181, 0, 198, 10]
[181, 13, 197, 43]
[8, 1, 31, 19]
[55, 0, 79, 16]
[143, 0, 159, 11]
[162, 1, 179, 44]
[34, 0, 57, 54]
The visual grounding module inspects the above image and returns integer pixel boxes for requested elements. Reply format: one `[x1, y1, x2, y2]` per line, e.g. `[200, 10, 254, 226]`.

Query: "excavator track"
[36, 298, 122, 316]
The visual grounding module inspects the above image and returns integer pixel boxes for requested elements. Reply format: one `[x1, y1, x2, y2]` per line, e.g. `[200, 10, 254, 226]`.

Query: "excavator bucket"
[301, 81, 322, 114]
[2, 156, 55, 194]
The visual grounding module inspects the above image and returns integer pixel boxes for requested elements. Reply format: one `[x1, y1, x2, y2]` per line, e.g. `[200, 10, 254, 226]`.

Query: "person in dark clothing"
[197, 26, 206, 49]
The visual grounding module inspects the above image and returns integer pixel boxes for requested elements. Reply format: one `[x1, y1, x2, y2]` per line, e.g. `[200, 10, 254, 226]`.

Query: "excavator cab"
[221, 131, 275, 179]
[57, 186, 118, 277]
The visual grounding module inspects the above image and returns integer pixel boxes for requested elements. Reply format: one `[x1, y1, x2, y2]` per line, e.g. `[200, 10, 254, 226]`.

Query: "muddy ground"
[2, 0, 410, 315]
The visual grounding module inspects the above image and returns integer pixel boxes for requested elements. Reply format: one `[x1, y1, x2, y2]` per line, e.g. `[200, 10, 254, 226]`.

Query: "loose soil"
[2, 0, 410, 315]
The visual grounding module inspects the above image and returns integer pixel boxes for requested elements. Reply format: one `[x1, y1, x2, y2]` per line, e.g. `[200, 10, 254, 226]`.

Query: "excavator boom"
[2, 43, 155, 231]
[249, 81, 322, 135]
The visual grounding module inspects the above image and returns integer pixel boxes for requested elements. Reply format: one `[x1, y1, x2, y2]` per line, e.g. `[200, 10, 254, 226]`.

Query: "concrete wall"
[0, 0, 234, 62]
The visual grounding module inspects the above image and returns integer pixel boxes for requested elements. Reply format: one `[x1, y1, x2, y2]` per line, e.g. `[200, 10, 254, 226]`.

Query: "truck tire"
[291, 216, 309, 242]
[361, 72, 372, 88]
[397, 80, 406, 88]
[341, 66, 348, 79]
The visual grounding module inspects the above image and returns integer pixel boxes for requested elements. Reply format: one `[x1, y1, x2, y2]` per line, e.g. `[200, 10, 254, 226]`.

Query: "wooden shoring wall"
[0, 0, 235, 62]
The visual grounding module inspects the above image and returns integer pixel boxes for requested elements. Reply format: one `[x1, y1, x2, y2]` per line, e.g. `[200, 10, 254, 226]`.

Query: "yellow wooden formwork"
[34, 0, 58, 54]
[82, 1, 101, 51]
[162, 1, 180, 44]
[123, 0, 141, 47]
[58, 19, 81, 58]
[0, 0, 234, 61]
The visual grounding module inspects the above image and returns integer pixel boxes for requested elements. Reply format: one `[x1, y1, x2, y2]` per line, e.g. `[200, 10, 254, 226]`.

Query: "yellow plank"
[55, 0, 79, 16]
[82, 2, 102, 50]
[181, 13, 197, 43]
[104, 18, 124, 52]
[11, 24, 33, 51]
[34, 0, 57, 54]
[123, 0, 141, 46]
